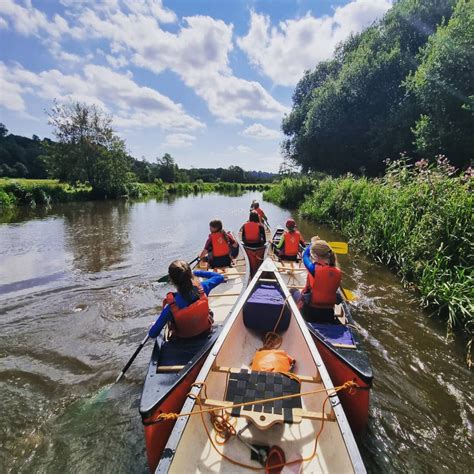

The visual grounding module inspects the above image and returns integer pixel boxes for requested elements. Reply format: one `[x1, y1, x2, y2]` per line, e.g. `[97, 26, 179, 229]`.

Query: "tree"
[221, 165, 246, 182]
[281, 0, 458, 176]
[44, 102, 133, 197]
[156, 153, 178, 183]
[407, 0, 474, 167]
[0, 123, 8, 138]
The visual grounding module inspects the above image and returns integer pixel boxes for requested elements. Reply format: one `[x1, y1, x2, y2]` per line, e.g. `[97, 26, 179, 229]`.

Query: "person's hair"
[249, 211, 260, 223]
[252, 201, 260, 209]
[310, 238, 337, 267]
[168, 260, 196, 297]
[209, 219, 223, 231]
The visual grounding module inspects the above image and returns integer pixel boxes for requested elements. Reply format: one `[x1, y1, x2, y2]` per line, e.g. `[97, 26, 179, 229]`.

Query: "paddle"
[157, 256, 200, 283]
[115, 334, 150, 384]
[340, 287, 358, 302]
[328, 242, 348, 254]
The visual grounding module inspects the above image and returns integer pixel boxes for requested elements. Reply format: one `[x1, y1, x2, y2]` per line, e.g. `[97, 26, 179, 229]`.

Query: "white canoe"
[156, 258, 365, 473]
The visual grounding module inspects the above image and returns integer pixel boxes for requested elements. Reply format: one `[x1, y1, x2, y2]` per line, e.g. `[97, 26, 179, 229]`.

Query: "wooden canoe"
[269, 227, 374, 433]
[140, 241, 250, 471]
[157, 258, 365, 473]
[239, 225, 273, 278]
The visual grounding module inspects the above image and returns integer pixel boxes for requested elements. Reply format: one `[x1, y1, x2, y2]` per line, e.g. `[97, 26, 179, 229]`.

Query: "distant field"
[0, 178, 62, 186]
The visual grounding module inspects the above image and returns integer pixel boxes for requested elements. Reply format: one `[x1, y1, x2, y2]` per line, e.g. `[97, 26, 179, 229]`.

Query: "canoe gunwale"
[157, 258, 366, 474]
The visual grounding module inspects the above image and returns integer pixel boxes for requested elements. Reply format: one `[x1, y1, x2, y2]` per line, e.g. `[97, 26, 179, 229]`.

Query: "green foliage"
[406, 0, 474, 166]
[266, 159, 474, 356]
[263, 176, 314, 207]
[282, 0, 466, 175]
[44, 102, 133, 198]
[0, 179, 92, 208]
[0, 123, 48, 178]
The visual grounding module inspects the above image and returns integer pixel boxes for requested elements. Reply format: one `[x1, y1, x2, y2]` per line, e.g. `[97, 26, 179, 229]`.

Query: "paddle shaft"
[115, 334, 150, 383]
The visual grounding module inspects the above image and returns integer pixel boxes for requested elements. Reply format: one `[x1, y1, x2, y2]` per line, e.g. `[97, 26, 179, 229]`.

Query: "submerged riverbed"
[0, 193, 472, 473]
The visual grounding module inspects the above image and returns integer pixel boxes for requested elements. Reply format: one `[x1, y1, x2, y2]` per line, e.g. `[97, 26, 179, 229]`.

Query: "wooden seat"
[203, 368, 333, 430]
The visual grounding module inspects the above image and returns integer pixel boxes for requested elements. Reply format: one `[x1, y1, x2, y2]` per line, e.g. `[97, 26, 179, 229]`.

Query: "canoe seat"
[203, 369, 334, 430]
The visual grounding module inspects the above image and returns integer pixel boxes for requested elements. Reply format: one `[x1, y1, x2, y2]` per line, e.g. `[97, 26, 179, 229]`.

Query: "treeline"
[283, 0, 473, 176]
[0, 124, 275, 184]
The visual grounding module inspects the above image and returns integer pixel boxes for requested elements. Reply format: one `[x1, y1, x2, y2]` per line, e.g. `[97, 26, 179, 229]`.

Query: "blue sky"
[0, 0, 391, 171]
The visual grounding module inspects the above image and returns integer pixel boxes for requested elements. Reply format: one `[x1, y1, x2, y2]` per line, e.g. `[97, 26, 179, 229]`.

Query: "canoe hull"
[242, 245, 265, 277]
[143, 356, 207, 471]
[312, 336, 370, 433]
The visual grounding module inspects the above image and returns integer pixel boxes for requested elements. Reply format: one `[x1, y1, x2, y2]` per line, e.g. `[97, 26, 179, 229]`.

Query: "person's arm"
[199, 236, 212, 259]
[276, 234, 285, 249]
[299, 233, 306, 247]
[194, 270, 225, 295]
[148, 305, 172, 338]
[259, 225, 266, 244]
[241, 226, 246, 243]
[303, 246, 315, 275]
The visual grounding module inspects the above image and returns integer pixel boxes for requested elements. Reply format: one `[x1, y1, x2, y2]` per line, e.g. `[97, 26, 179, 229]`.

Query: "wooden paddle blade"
[341, 288, 358, 301]
[328, 241, 348, 254]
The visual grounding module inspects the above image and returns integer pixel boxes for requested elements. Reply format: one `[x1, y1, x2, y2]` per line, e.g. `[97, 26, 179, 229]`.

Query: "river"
[0, 192, 472, 473]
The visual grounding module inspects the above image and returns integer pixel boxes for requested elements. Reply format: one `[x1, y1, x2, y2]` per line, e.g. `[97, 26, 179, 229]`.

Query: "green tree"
[44, 102, 133, 197]
[282, 0, 457, 175]
[156, 153, 178, 183]
[0, 123, 8, 138]
[407, 0, 474, 167]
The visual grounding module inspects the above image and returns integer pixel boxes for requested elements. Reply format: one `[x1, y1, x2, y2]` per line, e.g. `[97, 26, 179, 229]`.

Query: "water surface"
[0, 193, 472, 473]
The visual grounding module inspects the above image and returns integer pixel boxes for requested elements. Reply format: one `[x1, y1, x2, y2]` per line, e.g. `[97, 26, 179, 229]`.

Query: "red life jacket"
[163, 282, 212, 338]
[210, 231, 229, 257]
[283, 230, 301, 256]
[254, 208, 264, 222]
[243, 221, 261, 243]
[305, 264, 342, 308]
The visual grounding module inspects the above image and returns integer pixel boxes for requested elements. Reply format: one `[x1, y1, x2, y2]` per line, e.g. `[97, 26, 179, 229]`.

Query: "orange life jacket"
[254, 207, 264, 222]
[243, 221, 261, 243]
[210, 231, 229, 257]
[164, 282, 212, 338]
[283, 230, 301, 256]
[305, 264, 341, 308]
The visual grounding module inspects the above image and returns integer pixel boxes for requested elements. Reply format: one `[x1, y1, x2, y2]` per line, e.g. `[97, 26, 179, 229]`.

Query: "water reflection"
[63, 201, 131, 273]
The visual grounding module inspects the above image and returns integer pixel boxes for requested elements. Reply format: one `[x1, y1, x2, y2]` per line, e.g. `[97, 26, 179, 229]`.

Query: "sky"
[0, 0, 392, 171]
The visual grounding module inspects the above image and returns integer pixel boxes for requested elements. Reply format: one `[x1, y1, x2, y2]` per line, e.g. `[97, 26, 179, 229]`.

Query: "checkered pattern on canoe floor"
[224, 369, 302, 424]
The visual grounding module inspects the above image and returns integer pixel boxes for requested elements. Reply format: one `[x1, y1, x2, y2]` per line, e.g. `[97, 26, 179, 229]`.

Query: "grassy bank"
[264, 161, 473, 363]
[0, 179, 273, 209]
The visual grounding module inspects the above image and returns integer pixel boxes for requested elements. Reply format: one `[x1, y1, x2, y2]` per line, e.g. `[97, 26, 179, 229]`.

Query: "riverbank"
[0, 179, 273, 210]
[264, 161, 473, 364]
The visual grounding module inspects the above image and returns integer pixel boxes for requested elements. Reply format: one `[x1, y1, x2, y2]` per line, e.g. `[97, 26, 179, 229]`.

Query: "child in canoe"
[199, 219, 238, 268]
[148, 260, 225, 339]
[296, 237, 342, 323]
[240, 211, 266, 248]
[275, 219, 306, 260]
[251, 201, 268, 225]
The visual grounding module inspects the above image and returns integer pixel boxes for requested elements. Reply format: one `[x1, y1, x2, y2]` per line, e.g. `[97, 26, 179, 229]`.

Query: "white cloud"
[237, 0, 392, 86]
[0, 61, 204, 132]
[0, 62, 26, 112]
[227, 145, 252, 154]
[106, 54, 128, 69]
[163, 133, 196, 148]
[241, 123, 280, 140]
[0, 17, 8, 29]
[76, 8, 287, 122]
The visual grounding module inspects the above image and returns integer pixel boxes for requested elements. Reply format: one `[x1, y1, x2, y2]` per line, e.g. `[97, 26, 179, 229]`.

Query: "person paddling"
[240, 211, 266, 248]
[199, 219, 237, 268]
[251, 201, 268, 226]
[296, 237, 342, 323]
[275, 219, 306, 261]
[148, 260, 225, 339]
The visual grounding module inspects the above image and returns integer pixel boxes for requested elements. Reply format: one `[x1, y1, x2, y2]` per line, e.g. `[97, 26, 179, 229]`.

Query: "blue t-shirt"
[148, 270, 224, 338]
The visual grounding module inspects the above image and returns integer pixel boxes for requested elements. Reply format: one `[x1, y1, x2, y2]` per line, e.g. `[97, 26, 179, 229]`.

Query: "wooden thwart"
[212, 366, 321, 383]
[156, 365, 185, 373]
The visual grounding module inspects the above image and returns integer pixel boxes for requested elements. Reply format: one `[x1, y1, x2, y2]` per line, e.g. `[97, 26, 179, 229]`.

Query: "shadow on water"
[1, 193, 473, 473]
